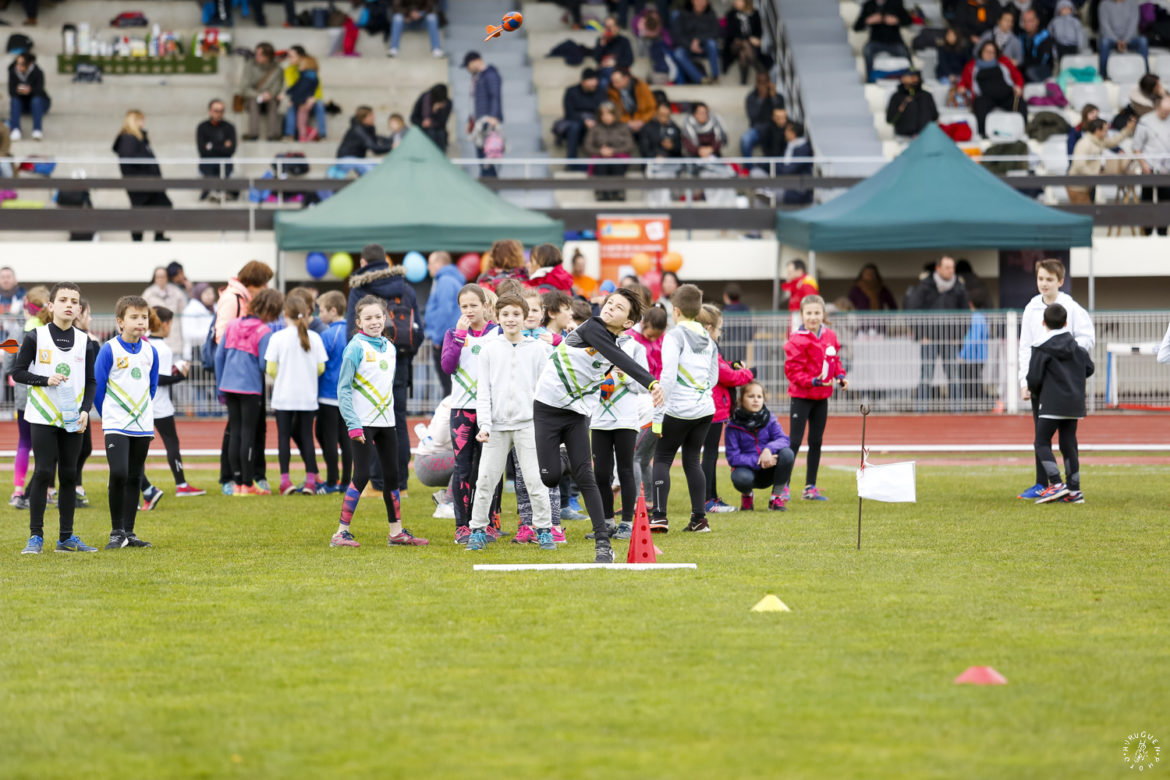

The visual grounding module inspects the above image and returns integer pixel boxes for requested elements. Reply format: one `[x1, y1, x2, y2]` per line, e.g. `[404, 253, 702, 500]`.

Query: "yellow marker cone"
[751, 595, 791, 613]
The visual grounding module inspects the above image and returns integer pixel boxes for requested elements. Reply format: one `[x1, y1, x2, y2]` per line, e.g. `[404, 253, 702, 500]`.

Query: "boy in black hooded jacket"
[1026, 303, 1094, 504]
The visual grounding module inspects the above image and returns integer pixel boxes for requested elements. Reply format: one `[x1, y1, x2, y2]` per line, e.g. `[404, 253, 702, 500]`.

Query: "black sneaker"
[683, 516, 711, 533]
[105, 531, 128, 550]
[648, 516, 669, 534]
[594, 541, 615, 564]
[124, 533, 153, 548]
[585, 521, 617, 540]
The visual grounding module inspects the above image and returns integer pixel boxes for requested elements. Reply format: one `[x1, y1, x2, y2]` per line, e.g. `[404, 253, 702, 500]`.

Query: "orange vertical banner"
[596, 214, 670, 283]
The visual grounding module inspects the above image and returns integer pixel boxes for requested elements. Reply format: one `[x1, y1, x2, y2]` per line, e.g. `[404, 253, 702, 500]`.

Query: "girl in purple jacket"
[724, 381, 794, 511]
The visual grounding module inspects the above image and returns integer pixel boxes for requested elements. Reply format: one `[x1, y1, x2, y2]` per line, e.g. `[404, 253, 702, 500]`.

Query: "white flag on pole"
[856, 459, 916, 503]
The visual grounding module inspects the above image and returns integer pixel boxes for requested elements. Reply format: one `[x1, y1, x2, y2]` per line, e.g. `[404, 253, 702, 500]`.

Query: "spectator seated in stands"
[282, 46, 326, 141]
[723, 0, 767, 85]
[594, 16, 635, 87]
[1066, 116, 1135, 203]
[336, 106, 393, 175]
[776, 121, 813, 204]
[886, 69, 939, 138]
[936, 27, 973, 84]
[7, 53, 49, 141]
[559, 68, 605, 169]
[956, 0, 1003, 47]
[1112, 74, 1163, 130]
[1099, 0, 1148, 77]
[740, 72, 785, 159]
[853, 0, 913, 82]
[635, 8, 674, 85]
[196, 99, 237, 201]
[848, 263, 899, 311]
[1007, 0, 1048, 29]
[761, 106, 789, 160]
[1018, 9, 1056, 82]
[584, 101, 637, 201]
[1066, 102, 1098, 155]
[1047, 0, 1087, 56]
[388, 0, 443, 59]
[641, 101, 683, 160]
[671, 0, 722, 84]
[961, 41, 1026, 137]
[977, 10, 1023, 65]
[1132, 93, 1170, 235]
[682, 102, 727, 160]
[607, 67, 656, 141]
[239, 43, 284, 141]
[411, 84, 452, 151]
[386, 114, 407, 149]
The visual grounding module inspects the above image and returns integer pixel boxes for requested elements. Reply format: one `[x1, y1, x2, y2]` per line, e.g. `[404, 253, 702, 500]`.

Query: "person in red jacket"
[524, 244, 575, 294]
[959, 41, 1026, 137]
[783, 294, 847, 501]
[698, 304, 755, 513]
[781, 258, 819, 331]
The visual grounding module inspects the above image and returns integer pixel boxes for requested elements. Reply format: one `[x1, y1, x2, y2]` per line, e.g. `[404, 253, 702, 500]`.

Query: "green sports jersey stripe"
[28, 387, 63, 425]
[678, 365, 709, 392]
[452, 367, 477, 401]
[552, 348, 592, 401]
[354, 373, 394, 423]
[598, 385, 631, 419]
[106, 378, 150, 430]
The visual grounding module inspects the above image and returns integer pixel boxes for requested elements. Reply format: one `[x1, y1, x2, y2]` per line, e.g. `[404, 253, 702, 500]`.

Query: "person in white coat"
[1158, 322, 1170, 364]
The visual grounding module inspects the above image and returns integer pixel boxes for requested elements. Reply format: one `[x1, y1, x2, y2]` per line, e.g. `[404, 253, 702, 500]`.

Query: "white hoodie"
[1018, 291, 1094, 389]
[476, 333, 553, 434]
[655, 320, 718, 424]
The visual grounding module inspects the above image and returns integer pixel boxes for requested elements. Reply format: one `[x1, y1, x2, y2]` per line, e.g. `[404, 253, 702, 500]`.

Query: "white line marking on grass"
[473, 563, 698, 571]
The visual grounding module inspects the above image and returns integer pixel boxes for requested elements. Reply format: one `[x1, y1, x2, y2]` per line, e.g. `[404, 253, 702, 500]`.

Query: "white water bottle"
[57, 384, 80, 433]
[414, 423, 432, 448]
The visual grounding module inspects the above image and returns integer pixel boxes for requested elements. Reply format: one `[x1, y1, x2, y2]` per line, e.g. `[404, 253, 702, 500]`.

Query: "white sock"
[337, 523, 348, 535]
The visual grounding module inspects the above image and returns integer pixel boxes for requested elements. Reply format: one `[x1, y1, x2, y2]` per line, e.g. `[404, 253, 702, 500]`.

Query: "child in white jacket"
[467, 293, 556, 552]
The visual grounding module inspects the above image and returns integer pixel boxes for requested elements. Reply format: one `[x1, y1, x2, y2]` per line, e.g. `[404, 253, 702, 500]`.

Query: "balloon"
[403, 251, 427, 283]
[643, 269, 662, 299]
[306, 251, 328, 280]
[457, 253, 480, 282]
[330, 252, 353, 279]
[662, 251, 683, 273]
[600, 279, 616, 293]
[631, 252, 653, 275]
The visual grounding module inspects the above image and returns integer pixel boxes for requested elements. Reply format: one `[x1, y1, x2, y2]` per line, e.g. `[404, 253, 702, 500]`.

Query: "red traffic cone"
[953, 666, 1007, 685]
[627, 491, 657, 564]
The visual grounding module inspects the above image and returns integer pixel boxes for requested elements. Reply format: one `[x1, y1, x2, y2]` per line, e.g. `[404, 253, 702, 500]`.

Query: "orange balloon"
[662, 251, 683, 273]
[631, 252, 653, 275]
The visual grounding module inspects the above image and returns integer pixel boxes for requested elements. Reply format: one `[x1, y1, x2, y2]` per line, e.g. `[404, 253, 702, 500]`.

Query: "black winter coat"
[594, 34, 634, 69]
[854, 0, 911, 45]
[345, 262, 422, 356]
[562, 83, 605, 121]
[886, 85, 939, 137]
[7, 62, 49, 101]
[674, 6, 721, 47]
[336, 119, 392, 159]
[1027, 331, 1094, 418]
[745, 88, 784, 129]
[640, 118, 683, 157]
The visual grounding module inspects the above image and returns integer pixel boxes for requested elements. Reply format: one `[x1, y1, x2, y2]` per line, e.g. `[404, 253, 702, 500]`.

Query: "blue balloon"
[306, 251, 329, 280]
[403, 251, 428, 284]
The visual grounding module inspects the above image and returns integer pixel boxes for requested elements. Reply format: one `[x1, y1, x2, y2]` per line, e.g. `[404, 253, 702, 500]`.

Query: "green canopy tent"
[274, 129, 564, 258]
[775, 123, 1096, 304]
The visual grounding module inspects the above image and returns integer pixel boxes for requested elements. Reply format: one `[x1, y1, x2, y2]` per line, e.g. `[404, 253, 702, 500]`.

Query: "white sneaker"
[9, 128, 21, 141]
[31, 129, 43, 140]
[387, 47, 398, 57]
[432, 503, 456, 519]
[432, 48, 445, 58]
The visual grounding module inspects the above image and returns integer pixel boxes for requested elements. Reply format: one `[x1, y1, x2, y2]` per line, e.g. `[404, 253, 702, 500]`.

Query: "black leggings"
[28, 424, 83, 541]
[788, 397, 828, 487]
[350, 426, 400, 520]
[225, 392, 263, 486]
[534, 401, 610, 541]
[592, 428, 638, 523]
[107, 434, 151, 534]
[219, 394, 267, 485]
[315, 404, 352, 486]
[730, 448, 796, 494]
[76, 425, 93, 488]
[1035, 418, 1080, 490]
[701, 420, 723, 502]
[276, 409, 318, 476]
[652, 414, 713, 520]
[141, 415, 186, 491]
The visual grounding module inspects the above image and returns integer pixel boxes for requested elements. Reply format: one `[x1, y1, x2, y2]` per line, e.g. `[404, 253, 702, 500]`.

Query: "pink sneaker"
[550, 525, 567, 544]
[280, 481, 297, 496]
[513, 525, 537, 544]
[768, 493, 788, 511]
[780, 486, 790, 502]
[740, 493, 754, 511]
[483, 526, 502, 543]
[331, 529, 360, 547]
[388, 529, 429, 546]
[174, 484, 206, 497]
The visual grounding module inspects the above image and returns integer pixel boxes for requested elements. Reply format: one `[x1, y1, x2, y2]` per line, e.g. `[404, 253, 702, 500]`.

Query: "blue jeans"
[1099, 36, 1149, 77]
[390, 12, 441, 50]
[671, 40, 720, 83]
[284, 102, 327, 138]
[564, 119, 588, 169]
[740, 126, 761, 158]
[9, 95, 48, 132]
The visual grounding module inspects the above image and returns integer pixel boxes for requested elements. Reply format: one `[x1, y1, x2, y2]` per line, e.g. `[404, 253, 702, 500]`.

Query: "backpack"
[201, 292, 244, 372]
[273, 152, 309, 176]
[383, 294, 421, 355]
[6, 33, 33, 54]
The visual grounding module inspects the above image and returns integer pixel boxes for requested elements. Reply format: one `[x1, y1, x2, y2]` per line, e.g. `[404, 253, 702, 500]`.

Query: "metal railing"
[2, 311, 1167, 419]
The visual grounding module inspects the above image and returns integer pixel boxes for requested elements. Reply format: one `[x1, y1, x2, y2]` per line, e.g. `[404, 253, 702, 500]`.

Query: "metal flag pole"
[858, 404, 870, 550]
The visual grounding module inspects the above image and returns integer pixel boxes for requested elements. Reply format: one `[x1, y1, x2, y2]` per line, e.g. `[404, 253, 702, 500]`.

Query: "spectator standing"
[594, 16, 635, 87]
[740, 73, 785, 159]
[410, 84, 452, 151]
[238, 43, 284, 142]
[1133, 94, 1170, 234]
[561, 68, 605, 168]
[606, 68, 656, 140]
[854, 0, 913, 82]
[904, 255, 970, 411]
[777, 121, 813, 204]
[282, 46, 326, 141]
[1099, 0, 1148, 77]
[847, 263, 898, 311]
[723, 0, 766, 85]
[585, 102, 637, 201]
[1047, 0, 1087, 55]
[960, 41, 1026, 137]
[956, 0, 1003, 45]
[936, 27, 973, 83]
[182, 283, 216, 363]
[977, 10, 1024, 64]
[388, 0, 443, 59]
[7, 52, 49, 141]
[196, 99, 237, 201]
[462, 51, 502, 178]
[0, 267, 26, 316]
[886, 69, 939, 137]
[672, 0, 722, 84]
[424, 252, 463, 396]
[721, 283, 752, 364]
[112, 110, 171, 242]
[1019, 8, 1056, 82]
[142, 266, 189, 356]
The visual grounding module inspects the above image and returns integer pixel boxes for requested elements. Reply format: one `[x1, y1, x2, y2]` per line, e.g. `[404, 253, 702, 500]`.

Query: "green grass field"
[1, 459, 1167, 779]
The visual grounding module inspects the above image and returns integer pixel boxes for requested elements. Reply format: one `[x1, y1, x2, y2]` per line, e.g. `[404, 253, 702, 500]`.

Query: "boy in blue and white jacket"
[314, 291, 351, 494]
[650, 284, 719, 534]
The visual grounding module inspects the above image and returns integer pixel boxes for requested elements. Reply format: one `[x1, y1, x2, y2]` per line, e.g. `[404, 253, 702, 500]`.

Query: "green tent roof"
[274, 129, 564, 252]
[775, 123, 1092, 252]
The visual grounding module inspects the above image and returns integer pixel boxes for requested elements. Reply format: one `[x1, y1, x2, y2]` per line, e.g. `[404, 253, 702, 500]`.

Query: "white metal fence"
[1, 311, 1167, 418]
